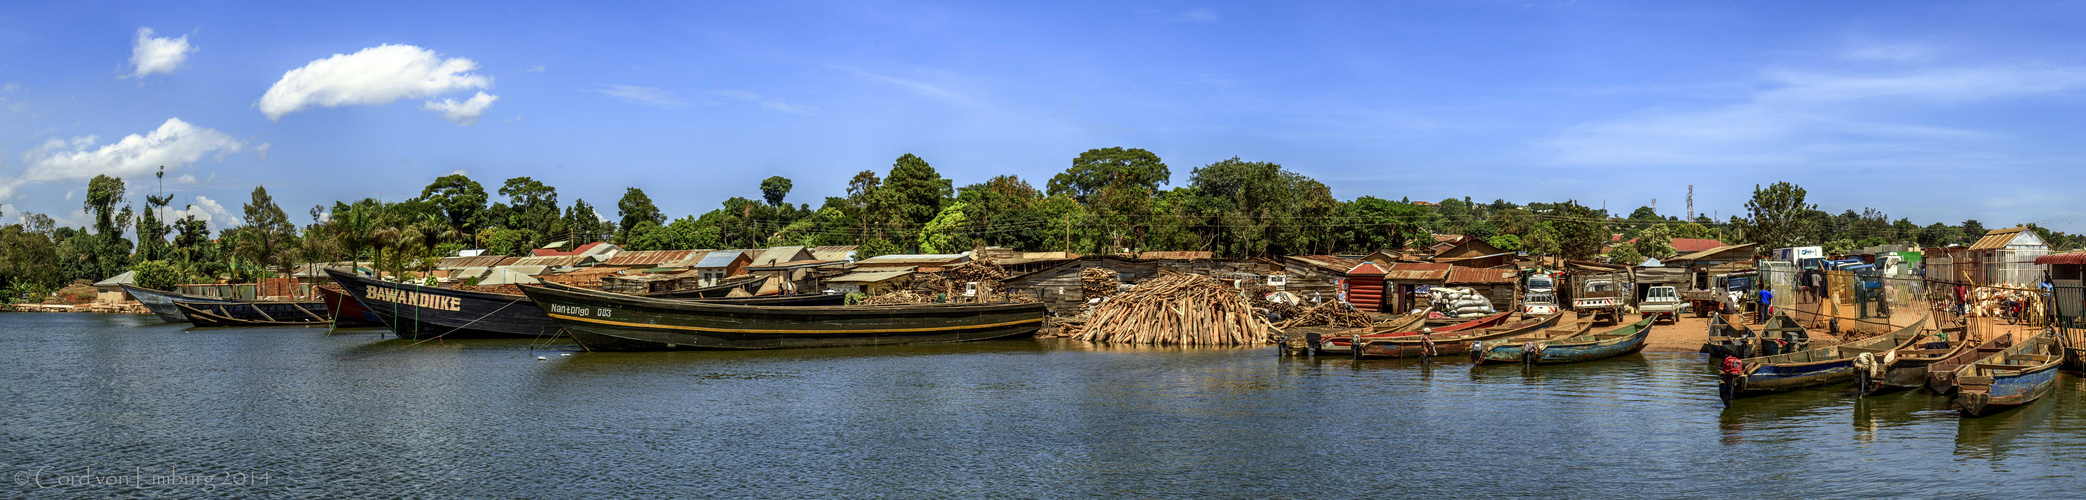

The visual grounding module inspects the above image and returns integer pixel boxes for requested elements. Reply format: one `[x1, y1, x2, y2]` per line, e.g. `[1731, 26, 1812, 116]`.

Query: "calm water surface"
[2, 313, 2082, 498]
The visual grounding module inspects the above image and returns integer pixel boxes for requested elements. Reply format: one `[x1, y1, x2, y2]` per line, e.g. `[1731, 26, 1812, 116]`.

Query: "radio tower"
[1686, 185, 1694, 220]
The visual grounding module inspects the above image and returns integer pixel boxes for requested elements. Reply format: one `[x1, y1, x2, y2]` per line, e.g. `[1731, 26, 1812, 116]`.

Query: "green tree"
[85, 174, 130, 238]
[1632, 224, 1677, 260]
[875, 154, 953, 245]
[1046, 147, 1170, 201]
[129, 260, 185, 290]
[233, 185, 298, 276]
[1487, 234, 1522, 252]
[1741, 182, 1819, 249]
[1961, 220, 1987, 244]
[565, 199, 612, 244]
[1551, 201, 1607, 261]
[616, 187, 665, 243]
[420, 174, 488, 242]
[917, 202, 973, 253]
[498, 176, 562, 238]
[760, 176, 794, 207]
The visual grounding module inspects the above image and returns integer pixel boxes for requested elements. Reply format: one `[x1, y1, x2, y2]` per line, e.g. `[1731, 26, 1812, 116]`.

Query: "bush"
[131, 260, 186, 290]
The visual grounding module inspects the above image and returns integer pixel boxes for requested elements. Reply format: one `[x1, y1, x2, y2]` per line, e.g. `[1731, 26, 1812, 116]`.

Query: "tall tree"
[1741, 182, 1819, 250]
[877, 154, 953, 242]
[565, 199, 612, 244]
[1046, 147, 1170, 201]
[616, 187, 665, 243]
[760, 176, 793, 207]
[85, 174, 129, 238]
[497, 177, 561, 247]
[420, 174, 488, 242]
[234, 185, 298, 275]
[1551, 200, 1607, 261]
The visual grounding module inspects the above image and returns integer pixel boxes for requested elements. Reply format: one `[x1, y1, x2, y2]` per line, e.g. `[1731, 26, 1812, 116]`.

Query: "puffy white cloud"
[1, 118, 241, 201]
[422, 91, 499, 126]
[174, 195, 239, 231]
[127, 28, 196, 78]
[257, 44, 491, 121]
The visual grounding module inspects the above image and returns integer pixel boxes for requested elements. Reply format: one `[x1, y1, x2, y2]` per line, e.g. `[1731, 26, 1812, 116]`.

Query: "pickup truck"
[1568, 274, 1629, 324]
[1637, 285, 1683, 323]
[1682, 273, 1753, 317]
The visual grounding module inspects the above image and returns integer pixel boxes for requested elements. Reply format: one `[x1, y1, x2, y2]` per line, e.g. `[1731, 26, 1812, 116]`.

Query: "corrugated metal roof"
[494, 265, 551, 276]
[810, 245, 858, 261]
[1670, 243, 1758, 262]
[1136, 251, 1214, 260]
[1969, 227, 2031, 251]
[856, 254, 969, 266]
[2035, 252, 2086, 265]
[744, 259, 847, 272]
[1287, 255, 1364, 273]
[512, 255, 590, 267]
[1346, 262, 1388, 276]
[693, 250, 748, 269]
[604, 250, 699, 266]
[1382, 262, 1451, 281]
[1670, 238, 1726, 253]
[828, 270, 915, 283]
[751, 246, 811, 266]
[1445, 266, 1517, 284]
[438, 255, 511, 269]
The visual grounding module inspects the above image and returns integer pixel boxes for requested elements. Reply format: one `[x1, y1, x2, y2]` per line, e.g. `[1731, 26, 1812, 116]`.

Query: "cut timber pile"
[860, 290, 934, 306]
[1244, 285, 1302, 319]
[1277, 301, 1373, 329]
[1065, 273, 1270, 345]
[1081, 268, 1119, 300]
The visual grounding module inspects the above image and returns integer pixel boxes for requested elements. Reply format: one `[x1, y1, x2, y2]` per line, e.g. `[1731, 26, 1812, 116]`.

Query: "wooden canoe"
[1954, 330, 2063, 417]
[1925, 333, 2013, 395]
[121, 284, 249, 324]
[1469, 317, 1596, 364]
[1353, 313, 1564, 359]
[316, 285, 385, 327]
[326, 268, 564, 340]
[1316, 311, 1512, 354]
[1721, 316, 1922, 399]
[517, 281, 1047, 351]
[1476, 313, 1657, 365]
[174, 299, 332, 328]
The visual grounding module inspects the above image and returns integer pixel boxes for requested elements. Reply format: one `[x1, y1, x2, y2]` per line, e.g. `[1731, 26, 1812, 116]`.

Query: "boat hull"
[1355, 314, 1561, 359]
[121, 284, 245, 323]
[325, 269, 562, 340]
[174, 300, 332, 328]
[519, 282, 1047, 351]
[1480, 316, 1654, 365]
[1724, 316, 1922, 399]
[316, 285, 384, 327]
[1958, 363, 2060, 417]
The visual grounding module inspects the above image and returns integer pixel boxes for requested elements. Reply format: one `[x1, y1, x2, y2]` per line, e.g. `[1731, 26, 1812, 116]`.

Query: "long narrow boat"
[1314, 311, 1511, 355]
[1476, 313, 1657, 365]
[1353, 313, 1564, 359]
[1284, 312, 1430, 355]
[174, 300, 332, 328]
[316, 285, 385, 327]
[1954, 330, 2063, 417]
[518, 281, 1047, 351]
[326, 268, 563, 340]
[1925, 333, 2013, 395]
[1854, 317, 1949, 396]
[1468, 317, 1596, 364]
[643, 278, 763, 299]
[1720, 316, 1923, 400]
[120, 284, 248, 323]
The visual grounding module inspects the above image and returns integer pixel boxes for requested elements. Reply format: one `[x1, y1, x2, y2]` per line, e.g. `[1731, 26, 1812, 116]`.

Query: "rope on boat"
[338, 294, 529, 361]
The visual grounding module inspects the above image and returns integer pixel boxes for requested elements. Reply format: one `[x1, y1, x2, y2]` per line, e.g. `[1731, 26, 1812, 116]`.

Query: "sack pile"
[1430, 287, 1496, 319]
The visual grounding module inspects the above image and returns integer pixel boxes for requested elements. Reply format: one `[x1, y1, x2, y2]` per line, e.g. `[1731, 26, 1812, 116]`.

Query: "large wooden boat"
[642, 277, 765, 299]
[1475, 313, 1656, 365]
[120, 284, 248, 323]
[1719, 315, 1923, 400]
[315, 285, 384, 327]
[1314, 311, 1511, 355]
[1925, 333, 2013, 395]
[1352, 313, 1564, 359]
[1954, 330, 2063, 417]
[517, 281, 1047, 351]
[1854, 317, 1952, 396]
[174, 300, 332, 328]
[325, 269, 563, 340]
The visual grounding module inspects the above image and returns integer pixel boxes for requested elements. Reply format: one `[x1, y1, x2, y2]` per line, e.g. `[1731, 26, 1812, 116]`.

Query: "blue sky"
[4, 1, 2086, 233]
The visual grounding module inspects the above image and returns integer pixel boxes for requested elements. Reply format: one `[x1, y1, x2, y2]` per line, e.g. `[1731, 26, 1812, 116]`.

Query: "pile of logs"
[1081, 268, 1119, 300]
[1277, 301, 1374, 329]
[1064, 273, 1270, 345]
[860, 291, 934, 306]
[1244, 285, 1302, 319]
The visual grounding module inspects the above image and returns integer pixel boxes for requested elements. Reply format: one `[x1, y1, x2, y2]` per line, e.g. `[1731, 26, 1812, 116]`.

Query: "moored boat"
[1853, 317, 1950, 396]
[517, 281, 1046, 351]
[174, 300, 332, 328]
[325, 268, 564, 340]
[1954, 330, 2063, 417]
[1925, 333, 2012, 394]
[120, 284, 248, 324]
[1718, 315, 1922, 401]
[1352, 313, 1563, 359]
[316, 285, 384, 327]
[1476, 313, 1657, 365]
[1313, 311, 1510, 355]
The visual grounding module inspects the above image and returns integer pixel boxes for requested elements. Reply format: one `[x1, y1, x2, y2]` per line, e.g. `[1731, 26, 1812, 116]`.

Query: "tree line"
[2, 149, 2076, 303]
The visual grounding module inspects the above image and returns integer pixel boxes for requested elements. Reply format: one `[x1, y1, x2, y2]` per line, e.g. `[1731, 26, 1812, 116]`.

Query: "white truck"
[1522, 274, 1559, 315]
[1566, 272, 1630, 324]
[1636, 285, 1683, 323]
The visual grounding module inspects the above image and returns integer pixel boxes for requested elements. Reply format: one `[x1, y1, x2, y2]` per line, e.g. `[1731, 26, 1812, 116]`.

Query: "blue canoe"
[1723, 315, 1923, 399]
[1474, 314, 1652, 365]
[1954, 329, 2063, 417]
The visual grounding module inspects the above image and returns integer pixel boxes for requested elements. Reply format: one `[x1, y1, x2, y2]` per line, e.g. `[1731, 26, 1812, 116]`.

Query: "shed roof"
[856, 253, 969, 266]
[1383, 262, 1451, 281]
[744, 259, 848, 272]
[477, 267, 541, 286]
[438, 255, 512, 269]
[751, 246, 813, 267]
[693, 250, 749, 269]
[512, 255, 592, 267]
[2035, 252, 2086, 266]
[94, 270, 136, 287]
[1346, 262, 1388, 276]
[1136, 251, 1214, 260]
[1969, 227, 2035, 251]
[1669, 243, 1759, 262]
[810, 245, 858, 261]
[1670, 238, 1727, 253]
[1287, 255, 1365, 273]
[604, 250, 700, 267]
[495, 265, 551, 276]
[1444, 266, 1517, 284]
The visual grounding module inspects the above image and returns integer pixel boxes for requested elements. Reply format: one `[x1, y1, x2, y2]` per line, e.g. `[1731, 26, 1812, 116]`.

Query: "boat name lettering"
[366, 287, 462, 312]
[548, 304, 611, 318]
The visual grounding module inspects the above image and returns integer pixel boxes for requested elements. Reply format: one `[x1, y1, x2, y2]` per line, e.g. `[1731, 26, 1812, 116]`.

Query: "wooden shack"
[1381, 262, 1451, 313]
[1002, 255, 1164, 315]
[1443, 265, 1520, 312]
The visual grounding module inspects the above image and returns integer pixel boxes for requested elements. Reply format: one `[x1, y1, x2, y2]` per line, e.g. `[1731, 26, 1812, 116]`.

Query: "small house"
[1968, 227, 2050, 286]
[690, 250, 753, 287]
[92, 271, 138, 305]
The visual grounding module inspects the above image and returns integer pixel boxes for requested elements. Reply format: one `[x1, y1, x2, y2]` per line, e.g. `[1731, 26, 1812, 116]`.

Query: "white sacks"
[1429, 287, 1496, 319]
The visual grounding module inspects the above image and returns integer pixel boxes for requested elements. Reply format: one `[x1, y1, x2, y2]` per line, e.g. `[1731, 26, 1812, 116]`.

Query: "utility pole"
[1687, 185, 1694, 221]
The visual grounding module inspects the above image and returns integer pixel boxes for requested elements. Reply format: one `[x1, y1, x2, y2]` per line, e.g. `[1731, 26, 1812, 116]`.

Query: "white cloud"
[422, 91, 499, 126]
[257, 44, 491, 121]
[597, 85, 686, 108]
[64, 191, 74, 201]
[175, 173, 197, 183]
[2, 118, 241, 201]
[175, 195, 239, 231]
[524, 65, 546, 73]
[127, 28, 197, 78]
[253, 142, 271, 160]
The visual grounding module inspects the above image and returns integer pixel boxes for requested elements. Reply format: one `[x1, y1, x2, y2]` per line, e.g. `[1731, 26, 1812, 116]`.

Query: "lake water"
[3, 313, 2081, 498]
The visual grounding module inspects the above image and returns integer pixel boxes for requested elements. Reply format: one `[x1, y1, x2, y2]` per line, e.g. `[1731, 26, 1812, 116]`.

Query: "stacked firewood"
[860, 291, 934, 306]
[1064, 273, 1270, 345]
[1277, 301, 1374, 329]
[1081, 268, 1120, 300]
